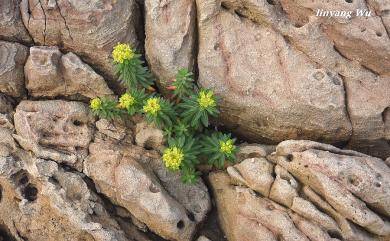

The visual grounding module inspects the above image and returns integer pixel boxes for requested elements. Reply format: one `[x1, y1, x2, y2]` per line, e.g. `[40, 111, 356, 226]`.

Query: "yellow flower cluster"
[219, 139, 234, 154]
[162, 147, 184, 170]
[197, 90, 216, 109]
[112, 43, 135, 63]
[90, 98, 102, 111]
[118, 93, 135, 109]
[143, 98, 161, 116]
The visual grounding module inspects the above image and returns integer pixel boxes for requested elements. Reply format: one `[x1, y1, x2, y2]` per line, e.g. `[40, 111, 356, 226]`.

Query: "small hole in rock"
[149, 183, 160, 193]
[266, 204, 275, 210]
[48, 177, 60, 185]
[19, 175, 29, 186]
[376, 32, 382, 37]
[22, 184, 38, 201]
[348, 177, 359, 186]
[360, 27, 366, 32]
[286, 154, 293, 162]
[345, 0, 353, 3]
[304, 165, 308, 168]
[177, 220, 185, 229]
[266, 0, 275, 5]
[73, 120, 82, 126]
[187, 212, 195, 222]
[327, 230, 343, 239]
[374, 182, 381, 188]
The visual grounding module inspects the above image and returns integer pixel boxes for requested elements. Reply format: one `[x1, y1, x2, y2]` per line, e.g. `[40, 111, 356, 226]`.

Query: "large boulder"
[268, 140, 390, 236]
[25, 46, 113, 99]
[13, 100, 95, 171]
[0, 0, 32, 44]
[0, 156, 130, 241]
[20, 0, 142, 91]
[0, 41, 28, 97]
[84, 119, 211, 241]
[196, 0, 352, 145]
[145, 0, 196, 93]
[210, 140, 390, 241]
[0, 114, 129, 241]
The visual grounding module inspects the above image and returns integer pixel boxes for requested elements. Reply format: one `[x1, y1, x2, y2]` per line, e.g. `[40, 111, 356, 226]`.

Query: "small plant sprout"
[179, 89, 220, 130]
[170, 68, 196, 99]
[118, 88, 148, 115]
[90, 96, 122, 120]
[201, 132, 238, 168]
[113, 43, 154, 90]
[143, 97, 176, 128]
[90, 43, 239, 184]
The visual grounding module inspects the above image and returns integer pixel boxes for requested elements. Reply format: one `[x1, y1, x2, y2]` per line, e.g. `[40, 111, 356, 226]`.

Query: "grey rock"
[0, 41, 28, 97]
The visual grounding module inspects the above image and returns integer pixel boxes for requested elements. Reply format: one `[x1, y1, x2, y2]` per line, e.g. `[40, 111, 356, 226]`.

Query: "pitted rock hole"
[22, 184, 38, 201]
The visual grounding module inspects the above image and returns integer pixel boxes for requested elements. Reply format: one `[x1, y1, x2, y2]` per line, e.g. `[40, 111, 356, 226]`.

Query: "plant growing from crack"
[90, 43, 239, 184]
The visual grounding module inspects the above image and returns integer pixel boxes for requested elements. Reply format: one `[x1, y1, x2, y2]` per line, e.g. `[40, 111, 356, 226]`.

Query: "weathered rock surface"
[0, 110, 129, 241]
[145, 0, 196, 93]
[196, 0, 352, 146]
[0, 0, 32, 44]
[210, 140, 390, 241]
[85, 120, 211, 241]
[135, 121, 165, 151]
[269, 140, 390, 236]
[20, 0, 141, 90]
[13, 100, 95, 171]
[141, 0, 390, 159]
[0, 41, 28, 97]
[25, 46, 113, 99]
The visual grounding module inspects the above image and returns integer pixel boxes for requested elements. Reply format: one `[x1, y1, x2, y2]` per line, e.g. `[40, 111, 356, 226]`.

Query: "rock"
[209, 172, 309, 241]
[144, 155, 211, 224]
[192, 0, 390, 158]
[145, 0, 196, 93]
[288, 212, 337, 241]
[20, 0, 141, 90]
[0, 0, 32, 43]
[290, 197, 340, 234]
[0, 41, 28, 97]
[269, 140, 390, 236]
[269, 165, 299, 208]
[85, 130, 211, 241]
[135, 121, 165, 151]
[214, 140, 390, 240]
[25, 46, 113, 99]
[236, 143, 275, 162]
[13, 100, 95, 170]
[197, 236, 212, 241]
[386, 157, 390, 167]
[227, 157, 274, 197]
[196, 0, 352, 146]
[0, 132, 129, 241]
[95, 119, 128, 142]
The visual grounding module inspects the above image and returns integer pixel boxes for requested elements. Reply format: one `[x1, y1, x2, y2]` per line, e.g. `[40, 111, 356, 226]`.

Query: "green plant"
[170, 68, 196, 99]
[90, 43, 239, 184]
[200, 132, 238, 168]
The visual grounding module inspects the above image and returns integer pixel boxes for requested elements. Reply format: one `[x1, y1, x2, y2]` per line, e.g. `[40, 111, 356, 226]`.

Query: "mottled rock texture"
[13, 100, 95, 171]
[25, 46, 113, 99]
[145, 0, 196, 93]
[20, 0, 141, 91]
[143, 0, 390, 158]
[0, 41, 28, 97]
[211, 140, 390, 241]
[85, 120, 211, 241]
[0, 0, 32, 43]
